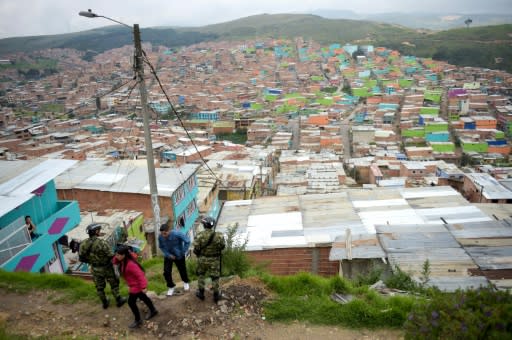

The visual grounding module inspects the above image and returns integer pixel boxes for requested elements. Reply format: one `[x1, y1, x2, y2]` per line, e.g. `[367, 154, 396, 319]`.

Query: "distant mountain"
[312, 10, 512, 30]
[185, 14, 417, 43]
[0, 14, 510, 72]
[0, 26, 218, 55]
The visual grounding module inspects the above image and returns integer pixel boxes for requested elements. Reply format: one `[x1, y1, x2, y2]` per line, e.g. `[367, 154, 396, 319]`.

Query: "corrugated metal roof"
[426, 277, 489, 291]
[465, 246, 512, 270]
[400, 186, 461, 199]
[55, 160, 199, 196]
[330, 232, 386, 260]
[217, 200, 251, 232]
[475, 203, 512, 221]
[217, 186, 504, 286]
[466, 173, 512, 200]
[447, 220, 512, 241]
[446, 219, 512, 276]
[376, 222, 491, 291]
[415, 206, 492, 224]
[377, 223, 461, 249]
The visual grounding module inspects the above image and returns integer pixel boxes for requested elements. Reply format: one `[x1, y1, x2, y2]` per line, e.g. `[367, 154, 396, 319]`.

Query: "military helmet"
[201, 216, 216, 229]
[86, 223, 102, 235]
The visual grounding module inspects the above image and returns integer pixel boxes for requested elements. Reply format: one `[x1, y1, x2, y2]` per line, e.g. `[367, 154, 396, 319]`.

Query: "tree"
[464, 18, 473, 29]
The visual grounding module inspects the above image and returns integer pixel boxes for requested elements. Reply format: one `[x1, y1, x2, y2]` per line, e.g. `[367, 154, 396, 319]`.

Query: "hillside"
[0, 13, 510, 72]
[0, 26, 218, 55]
[311, 10, 512, 30]
[186, 13, 418, 44]
[0, 279, 401, 339]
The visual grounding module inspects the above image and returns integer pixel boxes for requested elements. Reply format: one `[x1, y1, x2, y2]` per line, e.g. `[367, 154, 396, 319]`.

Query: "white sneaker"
[183, 283, 190, 291]
[166, 287, 174, 296]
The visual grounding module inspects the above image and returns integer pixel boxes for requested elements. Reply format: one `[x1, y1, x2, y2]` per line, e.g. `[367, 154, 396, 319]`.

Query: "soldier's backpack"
[193, 231, 216, 256]
[78, 239, 95, 263]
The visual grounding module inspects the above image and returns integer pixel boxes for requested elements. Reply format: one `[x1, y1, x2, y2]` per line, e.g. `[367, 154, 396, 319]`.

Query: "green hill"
[0, 14, 510, 72]
[0, 26, 218, 55]
[185, 13, 418, 43]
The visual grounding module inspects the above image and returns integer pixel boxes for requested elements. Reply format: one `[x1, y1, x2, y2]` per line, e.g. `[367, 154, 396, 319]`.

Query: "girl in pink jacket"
[114, 245, 158, 328]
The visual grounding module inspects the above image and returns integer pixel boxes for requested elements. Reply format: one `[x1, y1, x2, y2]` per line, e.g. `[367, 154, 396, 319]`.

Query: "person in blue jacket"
[158, 219, 190, 296]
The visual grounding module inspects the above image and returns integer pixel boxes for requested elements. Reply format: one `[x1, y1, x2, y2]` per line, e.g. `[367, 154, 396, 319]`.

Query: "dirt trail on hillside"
[0, 278, 402, 339]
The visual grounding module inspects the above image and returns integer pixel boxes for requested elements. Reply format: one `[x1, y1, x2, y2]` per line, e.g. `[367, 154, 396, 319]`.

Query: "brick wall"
[248, 247, 338, 276]
[58, 189, 173, 219]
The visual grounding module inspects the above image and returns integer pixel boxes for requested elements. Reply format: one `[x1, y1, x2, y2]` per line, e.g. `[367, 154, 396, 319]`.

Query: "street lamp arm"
[78, 10, 132, 29]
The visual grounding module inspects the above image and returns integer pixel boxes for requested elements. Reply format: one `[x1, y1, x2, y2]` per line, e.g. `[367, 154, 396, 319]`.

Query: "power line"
[67, 78, 137, 115]
[141, 50, 222, 183]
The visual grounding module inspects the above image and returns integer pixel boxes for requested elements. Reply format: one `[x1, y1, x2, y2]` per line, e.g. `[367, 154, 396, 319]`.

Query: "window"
[186, 200, 197, 217]
[174, 186, 185, 205]
[187, 176, 196, 191]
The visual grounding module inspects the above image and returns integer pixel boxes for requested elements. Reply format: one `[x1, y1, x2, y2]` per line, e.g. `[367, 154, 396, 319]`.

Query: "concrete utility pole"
[79, 10, 161, 246]
[133, 24, 161, 241]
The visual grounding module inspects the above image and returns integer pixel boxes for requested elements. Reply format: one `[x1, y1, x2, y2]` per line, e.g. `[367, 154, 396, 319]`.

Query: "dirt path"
[0, 279, 402, 339]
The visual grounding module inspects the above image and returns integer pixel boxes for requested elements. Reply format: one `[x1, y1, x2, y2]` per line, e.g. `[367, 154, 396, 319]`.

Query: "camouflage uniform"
[79, 235, 121, 303]
[193, 229, 225, 294]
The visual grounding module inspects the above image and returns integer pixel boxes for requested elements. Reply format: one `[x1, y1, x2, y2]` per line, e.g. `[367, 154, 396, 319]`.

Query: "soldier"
[193, 216, 225, 303]
[79, 223, 127, 309]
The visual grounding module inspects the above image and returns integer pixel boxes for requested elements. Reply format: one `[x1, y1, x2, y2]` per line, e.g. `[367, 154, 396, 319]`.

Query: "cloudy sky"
[0, 0, 510, 38]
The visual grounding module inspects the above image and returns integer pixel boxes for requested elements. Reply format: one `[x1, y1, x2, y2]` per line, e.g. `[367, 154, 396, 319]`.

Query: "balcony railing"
[0, 216, 31, 266]
[1, 200, 80, 272]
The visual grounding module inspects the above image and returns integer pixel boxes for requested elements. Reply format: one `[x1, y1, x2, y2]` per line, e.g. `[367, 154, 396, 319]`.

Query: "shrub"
[221, 223, 251, 278]
[352, 267, 383, 287]
[330, 275, 352, 294]
[404, 286, 512, 339]
[385, 265, 418, 292]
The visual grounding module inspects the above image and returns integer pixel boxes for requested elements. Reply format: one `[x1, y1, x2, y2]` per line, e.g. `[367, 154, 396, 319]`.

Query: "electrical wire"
[141, 50, 222, 183]
[67, 78, 136, 115]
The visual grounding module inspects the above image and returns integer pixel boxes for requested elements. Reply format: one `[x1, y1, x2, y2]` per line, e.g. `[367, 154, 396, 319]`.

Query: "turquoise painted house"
[171, 169, 200, 233]
[191, 111, 219, 121]
[0, 159, 81, 273]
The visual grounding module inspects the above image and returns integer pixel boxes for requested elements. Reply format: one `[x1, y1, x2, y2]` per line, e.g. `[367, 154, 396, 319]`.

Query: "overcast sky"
[0, 0, 510, 39]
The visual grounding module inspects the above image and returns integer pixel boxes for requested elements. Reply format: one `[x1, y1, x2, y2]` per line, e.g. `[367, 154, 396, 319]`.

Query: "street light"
[79, 9, 161, 248]
[78, 10, 132, 28]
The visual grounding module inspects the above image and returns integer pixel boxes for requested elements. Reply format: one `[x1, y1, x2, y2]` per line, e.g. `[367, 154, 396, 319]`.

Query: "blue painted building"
[0, 160, 81, 273]
[149, 102, 172, 114]
[426, 132, 450, 142]
[343, 44, 358, 56]
[191, 111, 219, 121]
[171, 170, 200, 233]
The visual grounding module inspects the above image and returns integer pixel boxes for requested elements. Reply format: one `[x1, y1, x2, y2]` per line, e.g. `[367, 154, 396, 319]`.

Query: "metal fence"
[0, 216, 31, 266]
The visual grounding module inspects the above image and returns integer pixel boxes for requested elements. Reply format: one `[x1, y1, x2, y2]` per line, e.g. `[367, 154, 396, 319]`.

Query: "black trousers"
[163, 256, 189, 288]
[128, 292, 156, 321]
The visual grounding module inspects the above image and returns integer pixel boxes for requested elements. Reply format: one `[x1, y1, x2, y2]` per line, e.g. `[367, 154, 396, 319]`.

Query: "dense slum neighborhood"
[1, 37, 512, 292]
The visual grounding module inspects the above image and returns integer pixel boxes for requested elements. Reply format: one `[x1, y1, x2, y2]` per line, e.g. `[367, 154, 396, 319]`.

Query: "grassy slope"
[188, 13, 418, 44]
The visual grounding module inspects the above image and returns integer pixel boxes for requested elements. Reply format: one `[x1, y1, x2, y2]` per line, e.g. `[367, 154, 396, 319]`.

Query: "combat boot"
[101, 297, 110, 309]
[129, 319, 142, 328]
[116, 296, 127, 307]
[195, 288, 205, 301]
[145, 309, 158, 320]
[213, 291, 220, 304]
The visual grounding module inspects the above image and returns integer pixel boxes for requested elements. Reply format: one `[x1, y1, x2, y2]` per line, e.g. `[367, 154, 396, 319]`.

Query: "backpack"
[78, 239, 94, 263]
